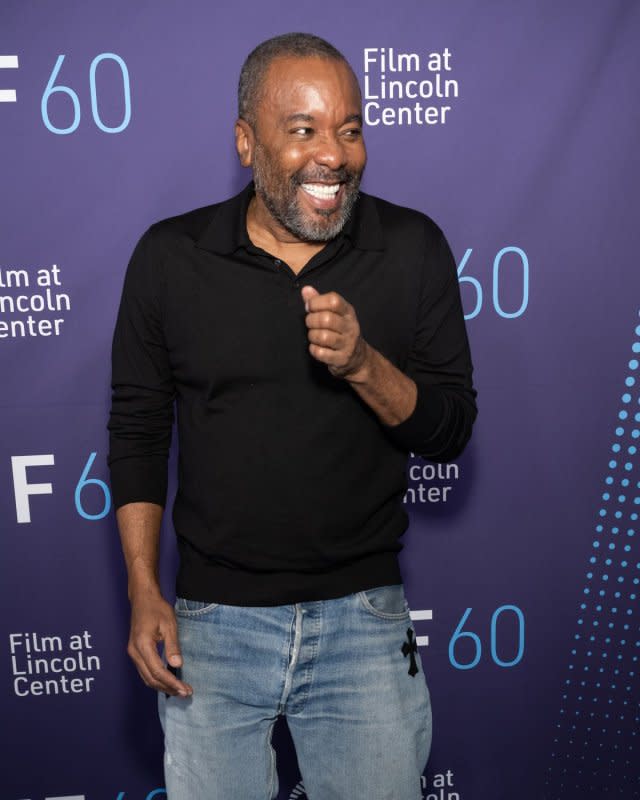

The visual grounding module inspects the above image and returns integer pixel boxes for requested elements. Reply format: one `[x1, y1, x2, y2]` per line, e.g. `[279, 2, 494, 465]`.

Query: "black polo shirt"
[108, 183, 476, 604]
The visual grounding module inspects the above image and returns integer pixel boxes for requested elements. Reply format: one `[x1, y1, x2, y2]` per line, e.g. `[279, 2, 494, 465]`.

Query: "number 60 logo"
[41, 53, 131, 135]
[457, 247, 530, 320]
[449, 605, 525, 670]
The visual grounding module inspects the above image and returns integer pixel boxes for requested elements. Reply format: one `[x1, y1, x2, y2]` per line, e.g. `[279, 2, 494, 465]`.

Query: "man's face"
[245, 56, 367, 242]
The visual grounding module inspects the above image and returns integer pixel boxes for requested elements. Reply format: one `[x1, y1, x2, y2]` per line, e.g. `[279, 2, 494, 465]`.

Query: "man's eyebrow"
[284, 113, 315, 124]
[283, 112, 363, 125]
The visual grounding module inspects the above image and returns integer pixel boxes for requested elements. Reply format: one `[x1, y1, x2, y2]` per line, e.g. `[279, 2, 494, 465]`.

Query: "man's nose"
[313, 134, 346, 169]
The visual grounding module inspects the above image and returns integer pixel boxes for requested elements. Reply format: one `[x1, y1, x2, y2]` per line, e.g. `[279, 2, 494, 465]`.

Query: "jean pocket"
[174, 597, 220, 617]
[357, 584, 410, 620]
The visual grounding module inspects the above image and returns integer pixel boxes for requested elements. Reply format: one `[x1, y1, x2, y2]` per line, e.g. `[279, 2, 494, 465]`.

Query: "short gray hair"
[238, 33, 353, 126]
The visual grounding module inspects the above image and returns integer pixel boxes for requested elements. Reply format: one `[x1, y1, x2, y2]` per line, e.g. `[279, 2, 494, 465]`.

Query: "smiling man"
[108, 33, 476, 800]
[242, 54, 365, 249]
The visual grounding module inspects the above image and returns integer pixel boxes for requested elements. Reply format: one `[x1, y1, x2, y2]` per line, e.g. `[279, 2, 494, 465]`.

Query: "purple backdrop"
[2, 1, 639, 798]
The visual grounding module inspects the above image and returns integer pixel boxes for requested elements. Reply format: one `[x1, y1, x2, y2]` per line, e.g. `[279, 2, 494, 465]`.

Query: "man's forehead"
[260, 55, 361, 102]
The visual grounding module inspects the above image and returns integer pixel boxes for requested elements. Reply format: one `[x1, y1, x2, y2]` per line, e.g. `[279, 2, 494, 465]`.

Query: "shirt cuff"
[108, 455, 168, 510]
[383, 382, 446, 454]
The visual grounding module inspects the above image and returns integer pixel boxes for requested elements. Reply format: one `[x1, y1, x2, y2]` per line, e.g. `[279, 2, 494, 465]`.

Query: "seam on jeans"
[357, 589, 411, 620]
[276, 611, 292, 715]
[288, 602, 322, 715]
[298, 627, 317, 713]
[279, 604, 303, 710]
[174, 598, 220, 617]
[266, 718, 277, 799]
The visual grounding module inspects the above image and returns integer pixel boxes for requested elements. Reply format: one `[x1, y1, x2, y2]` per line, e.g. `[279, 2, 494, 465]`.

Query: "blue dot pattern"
[546, 316, 640, 797]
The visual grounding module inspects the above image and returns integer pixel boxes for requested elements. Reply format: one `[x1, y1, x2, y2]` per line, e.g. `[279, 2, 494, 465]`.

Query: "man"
[108, 32, 476, 800]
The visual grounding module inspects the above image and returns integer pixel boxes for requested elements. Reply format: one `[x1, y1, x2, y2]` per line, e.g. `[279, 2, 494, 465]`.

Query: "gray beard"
[252, 152, 362, 242]
[258, 183, 360, 242]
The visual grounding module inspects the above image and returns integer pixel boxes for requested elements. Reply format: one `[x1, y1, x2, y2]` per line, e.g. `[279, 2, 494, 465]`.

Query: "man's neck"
[245, 195, 325, 275]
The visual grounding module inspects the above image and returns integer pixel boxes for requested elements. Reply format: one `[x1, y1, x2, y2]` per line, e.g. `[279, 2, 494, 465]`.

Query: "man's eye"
[342, 128, 362, 138]
[291, 127, 313, 136]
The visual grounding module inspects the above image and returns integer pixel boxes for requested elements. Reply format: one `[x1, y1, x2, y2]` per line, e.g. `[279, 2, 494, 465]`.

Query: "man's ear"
[235, 119, 255, 167]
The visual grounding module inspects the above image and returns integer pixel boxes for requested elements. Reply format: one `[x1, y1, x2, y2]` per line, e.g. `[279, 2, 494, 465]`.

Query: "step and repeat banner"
[2, 1, 639, 798]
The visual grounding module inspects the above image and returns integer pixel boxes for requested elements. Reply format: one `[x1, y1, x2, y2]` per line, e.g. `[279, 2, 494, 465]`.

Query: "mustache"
[293, 166, 359, 185]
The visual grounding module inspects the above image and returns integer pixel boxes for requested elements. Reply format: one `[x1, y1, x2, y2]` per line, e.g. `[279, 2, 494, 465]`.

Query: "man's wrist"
[340, 338, 372, 384]
[127, 571, 163, 603]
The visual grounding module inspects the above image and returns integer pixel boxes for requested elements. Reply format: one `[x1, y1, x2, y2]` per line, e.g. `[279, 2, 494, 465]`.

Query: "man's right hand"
[127, 592, 193, 697]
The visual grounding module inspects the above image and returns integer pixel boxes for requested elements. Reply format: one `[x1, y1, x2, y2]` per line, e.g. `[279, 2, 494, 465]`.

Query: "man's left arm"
[301, 285, 418, 425]
[301, 226, 477, 461]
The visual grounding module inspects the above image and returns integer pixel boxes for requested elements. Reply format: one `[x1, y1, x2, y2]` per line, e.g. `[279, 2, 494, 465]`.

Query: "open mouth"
[298, 182, 345, 214]
[300, 182, 341, 200]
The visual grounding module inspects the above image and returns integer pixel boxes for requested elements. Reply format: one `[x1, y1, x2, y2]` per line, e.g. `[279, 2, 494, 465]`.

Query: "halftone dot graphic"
[547, 314, 639, 798]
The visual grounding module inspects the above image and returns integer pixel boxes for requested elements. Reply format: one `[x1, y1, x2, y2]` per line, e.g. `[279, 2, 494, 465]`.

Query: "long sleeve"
[385, 220, 477, 461]
[107, 229, 175, 509]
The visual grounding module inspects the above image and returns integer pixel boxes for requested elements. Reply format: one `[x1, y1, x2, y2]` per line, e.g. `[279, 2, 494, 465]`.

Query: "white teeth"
[301, 183, 340, 199]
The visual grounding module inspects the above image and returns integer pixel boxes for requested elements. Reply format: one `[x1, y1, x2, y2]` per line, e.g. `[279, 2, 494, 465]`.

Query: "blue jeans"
[158, 585, 431, 799]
